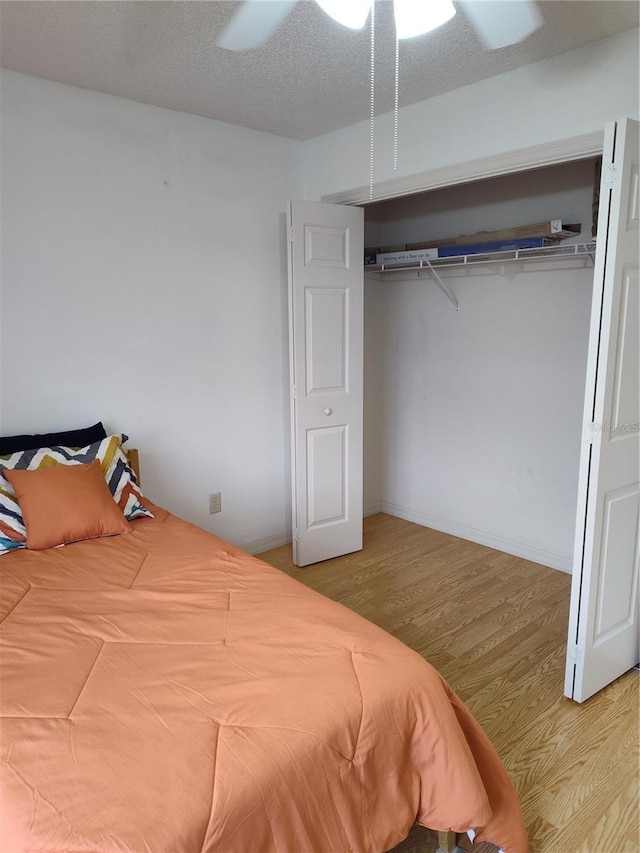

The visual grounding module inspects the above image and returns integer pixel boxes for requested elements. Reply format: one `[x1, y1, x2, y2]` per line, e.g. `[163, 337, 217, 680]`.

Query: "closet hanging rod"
[371, 241, 597, 273]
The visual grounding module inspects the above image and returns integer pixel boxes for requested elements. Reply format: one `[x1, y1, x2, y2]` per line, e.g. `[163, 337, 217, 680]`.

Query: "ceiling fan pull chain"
[394, 34, 399, 171]
[369, 0, 375, 200]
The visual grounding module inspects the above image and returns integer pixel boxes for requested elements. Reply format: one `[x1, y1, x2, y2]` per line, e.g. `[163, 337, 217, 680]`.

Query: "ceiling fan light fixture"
[394, 0, 456, 40]
[314, 0, 373, 30]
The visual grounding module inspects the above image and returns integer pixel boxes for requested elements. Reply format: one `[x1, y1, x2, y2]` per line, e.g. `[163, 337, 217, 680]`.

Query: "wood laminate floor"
[258, 514, 639, 853]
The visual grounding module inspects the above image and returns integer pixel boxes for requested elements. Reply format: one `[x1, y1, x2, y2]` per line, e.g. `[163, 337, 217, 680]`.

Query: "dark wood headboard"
[126, 448, 140, 484]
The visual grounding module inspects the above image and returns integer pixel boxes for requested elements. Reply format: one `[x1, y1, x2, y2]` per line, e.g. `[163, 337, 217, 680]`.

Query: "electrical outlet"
[208, 492, 222, 514]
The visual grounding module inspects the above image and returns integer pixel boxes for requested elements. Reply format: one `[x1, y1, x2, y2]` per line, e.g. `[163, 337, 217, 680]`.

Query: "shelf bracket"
[423, 260, 459, 311]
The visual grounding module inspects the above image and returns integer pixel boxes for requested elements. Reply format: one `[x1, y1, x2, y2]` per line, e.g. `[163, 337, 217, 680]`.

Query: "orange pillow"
[5, 460, 131, 550]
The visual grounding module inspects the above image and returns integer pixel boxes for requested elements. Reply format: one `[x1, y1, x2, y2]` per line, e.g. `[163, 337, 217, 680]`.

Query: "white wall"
[363, 276, 385, 515]
[302, 28, 639, 200]
[0, 70, 304, 552]
[360, 161, 596, 570]
[374, 259, 592, 570]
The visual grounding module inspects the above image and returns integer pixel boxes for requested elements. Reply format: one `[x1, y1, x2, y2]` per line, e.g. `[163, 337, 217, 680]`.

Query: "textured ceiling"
[0, 1, 638, 141]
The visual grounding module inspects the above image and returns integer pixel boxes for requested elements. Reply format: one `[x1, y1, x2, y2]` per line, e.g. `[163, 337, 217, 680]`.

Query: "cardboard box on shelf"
[549, 220, 582, 238]
[406, 221, 581, 251]
[378, 244, 408, 253]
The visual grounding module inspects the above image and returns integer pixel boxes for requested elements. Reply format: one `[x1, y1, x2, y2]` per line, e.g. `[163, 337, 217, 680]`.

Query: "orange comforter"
[0, 506, 528, 853]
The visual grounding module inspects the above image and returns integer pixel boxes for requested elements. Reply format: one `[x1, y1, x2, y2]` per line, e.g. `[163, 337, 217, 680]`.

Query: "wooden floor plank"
[259, 514, 639, 853]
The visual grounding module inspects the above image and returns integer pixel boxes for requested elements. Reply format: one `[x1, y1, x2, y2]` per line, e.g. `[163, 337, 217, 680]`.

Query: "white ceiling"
[0, 1, 638, 141]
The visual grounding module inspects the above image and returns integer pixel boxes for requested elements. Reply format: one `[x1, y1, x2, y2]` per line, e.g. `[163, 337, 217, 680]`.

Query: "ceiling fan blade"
[217, 0, 298, 51]
[460, 0, 543, 49]
[315, 0, 372, 30]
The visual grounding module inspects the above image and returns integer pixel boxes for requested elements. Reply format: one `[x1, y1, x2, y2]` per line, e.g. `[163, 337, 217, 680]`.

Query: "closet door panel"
[288, 200, 364, 567]
[566, 117, 640, 703]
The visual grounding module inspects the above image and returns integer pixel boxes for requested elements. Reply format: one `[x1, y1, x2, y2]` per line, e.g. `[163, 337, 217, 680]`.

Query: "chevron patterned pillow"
[0, 435, 153, 555]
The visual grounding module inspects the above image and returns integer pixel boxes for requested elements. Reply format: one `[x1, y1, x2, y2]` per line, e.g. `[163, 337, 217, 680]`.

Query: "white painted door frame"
[322, 130, 604, 205]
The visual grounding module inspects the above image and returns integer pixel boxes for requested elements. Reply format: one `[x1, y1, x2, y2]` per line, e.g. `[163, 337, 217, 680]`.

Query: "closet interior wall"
[362, 159, 598, 572]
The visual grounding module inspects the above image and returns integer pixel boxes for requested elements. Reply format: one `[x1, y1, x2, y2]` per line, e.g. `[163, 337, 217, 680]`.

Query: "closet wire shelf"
[367, 241, 597, 274]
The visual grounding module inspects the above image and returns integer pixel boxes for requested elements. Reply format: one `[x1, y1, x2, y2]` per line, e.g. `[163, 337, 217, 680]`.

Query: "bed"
[0, 432, 528, 853]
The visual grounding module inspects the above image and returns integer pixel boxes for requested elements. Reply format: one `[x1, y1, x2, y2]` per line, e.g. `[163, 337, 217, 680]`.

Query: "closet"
[288, 118, 638, 702]
[361, 158, 599, 573]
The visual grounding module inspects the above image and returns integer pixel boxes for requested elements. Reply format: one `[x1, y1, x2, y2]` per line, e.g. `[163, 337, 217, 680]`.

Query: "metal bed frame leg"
[436, 830, 457, 852]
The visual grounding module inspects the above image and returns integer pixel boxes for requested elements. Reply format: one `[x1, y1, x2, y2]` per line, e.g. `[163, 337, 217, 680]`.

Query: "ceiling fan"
[217, 0, 544, 53]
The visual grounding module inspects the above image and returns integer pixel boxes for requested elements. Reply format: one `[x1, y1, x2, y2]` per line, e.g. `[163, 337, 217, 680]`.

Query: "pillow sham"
[0, 421, 107, 455]
[5, 461, 131, 551]
[0, 434, 153, 556]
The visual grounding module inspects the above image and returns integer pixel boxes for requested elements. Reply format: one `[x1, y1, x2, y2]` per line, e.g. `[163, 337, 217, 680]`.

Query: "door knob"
[323, 408, 333, 416]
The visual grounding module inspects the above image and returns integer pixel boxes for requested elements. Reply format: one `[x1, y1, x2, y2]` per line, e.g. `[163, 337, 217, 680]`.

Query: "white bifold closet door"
[287, 200, 364, 567]
[565, 117, 640, 703]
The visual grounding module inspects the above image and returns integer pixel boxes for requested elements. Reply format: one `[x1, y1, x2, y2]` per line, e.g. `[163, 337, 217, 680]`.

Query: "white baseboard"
[364, 502, 382, 517]
[240, 504, 572, 573]
[242, 531, 291, 556]
[380, 501, 573, 573]
[244, 506, 381, 555]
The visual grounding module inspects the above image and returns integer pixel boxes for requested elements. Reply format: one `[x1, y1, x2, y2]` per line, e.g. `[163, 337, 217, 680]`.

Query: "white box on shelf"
[376, 248, 439, 265]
